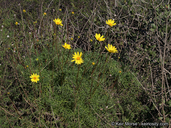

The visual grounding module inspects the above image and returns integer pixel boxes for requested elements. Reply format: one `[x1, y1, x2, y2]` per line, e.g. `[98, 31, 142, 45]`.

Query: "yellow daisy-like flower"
[95, 33, 105, 41]
[59, 9, 62, 11]
[71, 37, 73, 40]
[119, 71, 121, 73]
[30, 73, 40, 83]
[53, 18, 63, 26]
[62, 43, 71, 49]
[105, 44, 118, 53]
[43, 12, 47, 16]
[92, 62, 95, 65]
[106, 19, 116, 27]
[72, 12, 74, 14]
[36, 58, 39, 61]
[90, 39, 93, 42]
[23, 9, 26, 13]
[78, 36, 80, 38]
[71, 52, 84, 65]
[15, 22, 18, 25]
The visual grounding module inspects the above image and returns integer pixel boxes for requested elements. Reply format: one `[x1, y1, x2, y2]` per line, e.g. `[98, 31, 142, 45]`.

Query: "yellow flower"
[78, 36, 80, 38]
[106, 19, 116, 27]
[7, 92, 10, 95]
[30, 73, 40, 83]
[71, 37, 73, 40]
[119, 71, 121, 73]
[72, 12, 74, 14]
[26, 65, 29, 67]
[15, 22, 18, 25]
[53, 18, 63, 26]
[43, 12, 47, 16]
[36, 58, 39, 61]
[92, 62, 95, 65]
[71, 52, 84, 65]
[59, 9, 62, 11]
[105, 44, 118, 53]
[95, 33, 105, 41]
[62, 43, 71, 49]
[118, 57, 120, 59]
[23, 9, 26, 13]
[90, 39, 93, 42]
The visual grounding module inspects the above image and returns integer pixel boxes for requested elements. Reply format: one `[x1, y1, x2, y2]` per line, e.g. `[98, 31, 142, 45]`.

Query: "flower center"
[98, 38, 100, 40]
[76, 57, 80, 60]
[33, 77, 37, 80]
[57, 22, 59, 24]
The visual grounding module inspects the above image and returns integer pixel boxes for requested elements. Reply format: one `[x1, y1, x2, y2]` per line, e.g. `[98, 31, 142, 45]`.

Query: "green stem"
[76, 64, 81, 91]
[89, 75, 94, 99]
[80, 50, 96, 82]
[64, 49, 71, 66]
[90, 53, 112, 98]
[99, 28, 110, 53]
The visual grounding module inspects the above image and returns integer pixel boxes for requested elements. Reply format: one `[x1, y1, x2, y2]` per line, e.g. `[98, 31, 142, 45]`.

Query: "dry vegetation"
[0, 0, 171, 127]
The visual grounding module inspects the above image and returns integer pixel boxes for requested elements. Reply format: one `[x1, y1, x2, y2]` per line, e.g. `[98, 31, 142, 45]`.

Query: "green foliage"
[0, 0, 170, 127]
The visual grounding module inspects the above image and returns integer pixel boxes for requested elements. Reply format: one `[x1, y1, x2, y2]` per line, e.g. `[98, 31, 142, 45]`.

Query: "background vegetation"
[0, 0, 171, 127]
